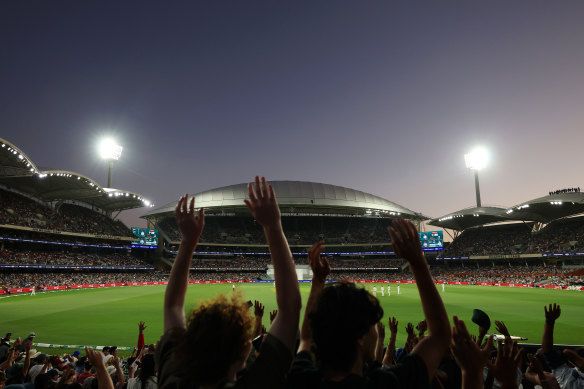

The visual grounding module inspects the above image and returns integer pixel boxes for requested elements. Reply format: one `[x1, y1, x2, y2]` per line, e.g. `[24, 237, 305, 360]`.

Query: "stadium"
[1, 137, 583, 386]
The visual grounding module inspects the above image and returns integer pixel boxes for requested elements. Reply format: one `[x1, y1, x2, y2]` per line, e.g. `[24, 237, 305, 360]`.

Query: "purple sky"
[2, 1, 583, 233]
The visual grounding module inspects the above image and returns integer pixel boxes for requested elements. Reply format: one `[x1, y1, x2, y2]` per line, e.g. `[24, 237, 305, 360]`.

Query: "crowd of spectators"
[549, 187, 580, 195]
[0, 250, 147, 268]
[158, 215, 392, 245]
[182, 256, 404, 270]
[429, 264, 582, 286]
[444, 218, 584, 256]
[0, 189, 131, 237]
[3, 263, 581, 289]
[0, 271, 168, 289]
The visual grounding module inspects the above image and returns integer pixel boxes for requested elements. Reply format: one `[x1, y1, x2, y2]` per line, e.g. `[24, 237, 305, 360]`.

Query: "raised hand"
[269, 309, 278, 324]
[417, 320, 427, 337]
[175, 194, 205, 243]
[487, 339, 524, 387]
[244, 176, 281, 230]
[377, 321, 386, 343]
[308, 241, 330, 283]
[406, 322, 415, 337]
[451, 316, 493, 377]
[544, 303, 561, 323]
[495, 320, 511, 341]
[388, 219, 424, 266]
[375, 322, 386, 362]
[85, 347, 104, 368]
[138, 321, 147, 333]
[388, 317, 398, 335]
[254, 301, 265, 317]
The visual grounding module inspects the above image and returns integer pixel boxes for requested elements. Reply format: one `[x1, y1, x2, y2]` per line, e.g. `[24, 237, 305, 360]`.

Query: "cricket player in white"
[372, 285, 377, 297]
[388, 285, 391, 296]
[381, 285, 385, 297]
[397, 285, 401, 295]
[442, 283, 445, 292]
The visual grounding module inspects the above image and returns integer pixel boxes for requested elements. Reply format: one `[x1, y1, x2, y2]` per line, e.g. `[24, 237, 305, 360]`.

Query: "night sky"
[2, 1, 583, 232]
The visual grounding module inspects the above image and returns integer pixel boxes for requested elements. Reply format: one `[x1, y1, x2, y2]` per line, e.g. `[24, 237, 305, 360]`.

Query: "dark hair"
[35, 373, 52, 389]
[139, 354, 156, 389]
[309, 282, 383, 372]
[102, 347, 110, 353]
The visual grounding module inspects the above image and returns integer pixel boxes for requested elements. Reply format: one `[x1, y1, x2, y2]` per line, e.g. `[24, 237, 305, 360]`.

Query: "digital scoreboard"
[418, 231, 444, 251]
[131, 228, 158, 249]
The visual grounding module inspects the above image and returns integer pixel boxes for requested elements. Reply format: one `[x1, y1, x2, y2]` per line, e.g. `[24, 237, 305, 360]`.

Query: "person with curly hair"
[156, 176, 301, 389]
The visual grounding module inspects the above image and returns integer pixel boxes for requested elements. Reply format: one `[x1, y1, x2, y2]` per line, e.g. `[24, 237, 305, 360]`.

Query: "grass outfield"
[1, 283, 582, 354]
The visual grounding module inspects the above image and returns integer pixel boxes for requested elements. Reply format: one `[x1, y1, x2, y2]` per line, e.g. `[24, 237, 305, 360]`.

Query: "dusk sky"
[2, 1, 583, 232]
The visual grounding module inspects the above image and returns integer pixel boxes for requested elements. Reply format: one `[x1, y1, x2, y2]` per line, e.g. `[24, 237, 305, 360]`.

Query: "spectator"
[541, 304, 584, 388]
[288, 219, 451, 388]
[77, 364, 94, 386]
[156, 177, 301, 388]
[127, 354, 156, 389]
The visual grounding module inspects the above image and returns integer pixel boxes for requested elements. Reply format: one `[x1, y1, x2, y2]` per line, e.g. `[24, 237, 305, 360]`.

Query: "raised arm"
[382, 317, 398, 367]
[451, 316, 494, 389]
[542, 303, 560, 352]
[112, 354, 125, 389]
[375, 321, 385, 363]
[136, 321, 146, 354]
[245, 176, 301, 351]
[253, 301, 265, 338]
[86, 347, 114, 389]
[22, 341, 31, 378]
[388, 219, 451, 379]
[298, 241, 330, 353]
[164, 194, 205, 332]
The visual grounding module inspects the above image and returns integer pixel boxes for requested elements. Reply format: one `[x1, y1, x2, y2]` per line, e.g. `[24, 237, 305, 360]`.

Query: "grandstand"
[1, 135, 581, 290]
[142, 181, 431, 278]
[427, 192, 584, 289]
[0, 138, 156, 294]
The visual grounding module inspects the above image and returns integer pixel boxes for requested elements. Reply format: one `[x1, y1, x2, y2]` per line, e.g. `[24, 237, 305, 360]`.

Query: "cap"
[471, 309, 491, 331]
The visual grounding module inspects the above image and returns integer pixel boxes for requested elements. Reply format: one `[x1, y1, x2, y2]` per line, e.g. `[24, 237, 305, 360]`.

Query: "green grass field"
[1, 283, 582, 354]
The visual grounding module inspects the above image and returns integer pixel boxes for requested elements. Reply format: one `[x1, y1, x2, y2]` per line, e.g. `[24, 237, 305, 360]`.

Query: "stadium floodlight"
[464, 147, 488, 208]
[99, 138, 123, 161]
[99, 138, 123, 188]
[464, 147, 489, 171]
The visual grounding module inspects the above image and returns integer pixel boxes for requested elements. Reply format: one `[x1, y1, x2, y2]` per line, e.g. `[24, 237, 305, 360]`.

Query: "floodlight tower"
[99, 138, 123, 188]
[464, 147, 488, 208]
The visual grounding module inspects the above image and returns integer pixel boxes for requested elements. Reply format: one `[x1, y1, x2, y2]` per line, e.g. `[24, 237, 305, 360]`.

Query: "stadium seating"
[0, 188, 132, 237]
[157, 215, 392, 245]
[443, 217, 584, 256]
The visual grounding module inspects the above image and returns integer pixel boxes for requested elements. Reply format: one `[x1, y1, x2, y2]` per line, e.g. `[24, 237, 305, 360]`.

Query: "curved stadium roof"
[0, 138, 153, 212]
[429, 192, 584, 230]
[143, 181, 426, 220]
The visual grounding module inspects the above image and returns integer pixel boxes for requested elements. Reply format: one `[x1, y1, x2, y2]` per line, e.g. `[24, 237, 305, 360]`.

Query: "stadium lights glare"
[99, 138, 123, 161]
[99, 138, 123, 188]
[464, 147, 489, 208]
[464, 147, 489, 171]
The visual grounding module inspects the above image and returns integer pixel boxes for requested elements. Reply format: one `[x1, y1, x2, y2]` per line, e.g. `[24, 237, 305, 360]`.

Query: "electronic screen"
[131, 228, 158, 249]
[419, 231, 444, 251]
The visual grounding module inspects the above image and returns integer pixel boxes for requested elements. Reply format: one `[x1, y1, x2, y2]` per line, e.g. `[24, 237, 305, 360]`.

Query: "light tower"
[99, 138, 123, 188]
[464, 147, 488, 208]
